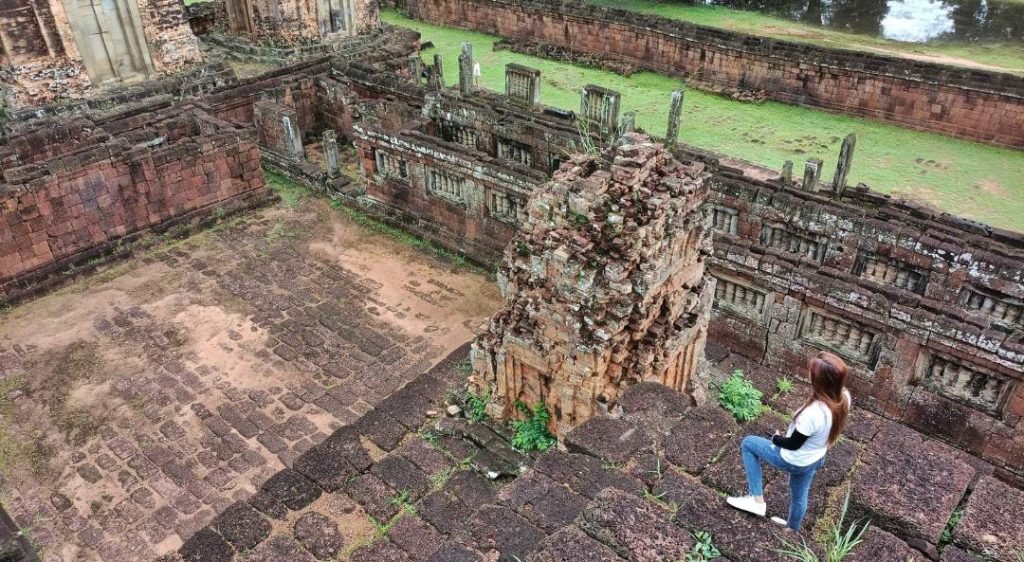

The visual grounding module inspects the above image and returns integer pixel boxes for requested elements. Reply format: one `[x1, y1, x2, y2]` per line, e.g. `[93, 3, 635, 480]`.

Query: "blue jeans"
[740, 435, 824, 530]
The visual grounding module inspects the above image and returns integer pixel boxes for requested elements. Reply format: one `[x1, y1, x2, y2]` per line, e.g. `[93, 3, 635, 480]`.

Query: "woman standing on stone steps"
[726, 351, 852, 532]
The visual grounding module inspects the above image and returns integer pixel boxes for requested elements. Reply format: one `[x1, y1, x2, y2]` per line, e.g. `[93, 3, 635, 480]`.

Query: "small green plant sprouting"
[776, 375, 794, 395]
[511, 401, 557, 452]
[665, 499, 680, 520]
[647, 455, 664, 479]
[457, 358, 473, 374]
[717, 369, 764, 422]
[430, 467, 456, 491]
[465, 390, 490, 423]
[1013, 547, 1024, 562]
[641, 488, 667, 502]
[389, 489, 416, 515]
[684, 530, 722, 562]
[940, 506, 964, 544]
[419, 429, 439, 445]
[369, 515, 392, 537]
[776, 491, 870, 562]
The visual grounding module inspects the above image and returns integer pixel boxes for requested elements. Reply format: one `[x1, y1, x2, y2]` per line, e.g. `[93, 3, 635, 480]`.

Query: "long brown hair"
[793, 351, 850, 446]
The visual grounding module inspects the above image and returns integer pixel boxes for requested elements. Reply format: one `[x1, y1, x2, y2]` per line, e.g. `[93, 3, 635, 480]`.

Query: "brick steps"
[171, 347, 1021, 562]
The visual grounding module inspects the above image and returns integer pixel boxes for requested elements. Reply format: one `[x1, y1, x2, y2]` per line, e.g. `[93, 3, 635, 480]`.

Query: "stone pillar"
[458, 42, 474, 95]
[470, 133, 715, 438]
[831, 133, 857, 196]
[409, 56, 422, 84]
[666, 90, 684, 145]
[323, 130, 340, 177]
[253, 100, 304, 161]
[781, 160, 793, 183]
[580, 84, 621, 143]
[432, 54, 445, 89]
[802, 158, 823, 192]
[505, 64, 542, 107]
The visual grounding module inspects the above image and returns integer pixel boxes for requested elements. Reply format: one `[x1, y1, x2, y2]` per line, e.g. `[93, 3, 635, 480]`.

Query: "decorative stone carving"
[580, 84, 621, 142]
[470, 133, 714, 437]
[505, 64, 541, 107]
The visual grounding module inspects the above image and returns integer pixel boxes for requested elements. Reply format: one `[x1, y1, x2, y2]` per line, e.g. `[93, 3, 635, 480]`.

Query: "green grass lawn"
[586, 0, 1024, 75]
[384, 10, 1024, 232]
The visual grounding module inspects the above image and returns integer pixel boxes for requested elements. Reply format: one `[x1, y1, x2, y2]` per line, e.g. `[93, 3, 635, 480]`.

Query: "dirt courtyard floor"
[0, 197, 502, 561]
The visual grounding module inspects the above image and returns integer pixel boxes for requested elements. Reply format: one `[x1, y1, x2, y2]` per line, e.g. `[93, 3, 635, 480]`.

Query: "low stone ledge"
[954, 476, 1024, 561]
[564, 418, 649, 464]
[850, 424, 975, 545]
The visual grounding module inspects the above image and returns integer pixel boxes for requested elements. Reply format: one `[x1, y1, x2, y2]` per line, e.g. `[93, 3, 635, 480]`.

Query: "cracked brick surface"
[0, 200, 498, 560]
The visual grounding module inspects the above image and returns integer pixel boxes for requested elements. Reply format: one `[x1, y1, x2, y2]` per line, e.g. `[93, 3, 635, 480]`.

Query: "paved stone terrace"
[0, 198, 501, 561]
[166, 344, 1023, 562]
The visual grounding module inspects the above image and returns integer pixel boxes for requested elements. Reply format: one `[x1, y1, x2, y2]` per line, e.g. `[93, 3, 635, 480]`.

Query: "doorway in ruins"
[62, 0, 153, 84]
[319, 0, 355, 37]
[224, 0, 254, 36]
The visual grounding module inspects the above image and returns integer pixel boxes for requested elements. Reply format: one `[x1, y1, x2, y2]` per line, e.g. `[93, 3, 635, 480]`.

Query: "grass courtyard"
[586, 0, 1024, 76]
[382, 10, 1024, 233]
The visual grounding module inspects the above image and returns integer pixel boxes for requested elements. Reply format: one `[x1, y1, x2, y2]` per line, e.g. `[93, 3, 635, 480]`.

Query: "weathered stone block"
[294, 511, 345, 561]
[576, 487, 692, 562]
[528, 525, 623, 562]
[953, 476, 1024, 561]
[469, 505, 546, 562]
[179, 528, 234, 562]
[212, 501, 272, 551]
[534, 450, 642, 499]
[846, 527, 922, 562]
[388, 515, 443, 562]
[663, 406, 738, 474]
[498, 471, 588, 532]
[261, 468, 322, 511]
[851, 424, 974, 544]
[565, 418, 647, 463]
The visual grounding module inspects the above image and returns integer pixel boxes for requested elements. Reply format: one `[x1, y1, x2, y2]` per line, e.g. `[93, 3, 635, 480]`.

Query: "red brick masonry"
[0, 105, 268, 297]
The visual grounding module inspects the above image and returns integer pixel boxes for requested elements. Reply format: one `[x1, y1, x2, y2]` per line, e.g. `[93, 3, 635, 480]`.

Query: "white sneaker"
[726, 495, 767, 517]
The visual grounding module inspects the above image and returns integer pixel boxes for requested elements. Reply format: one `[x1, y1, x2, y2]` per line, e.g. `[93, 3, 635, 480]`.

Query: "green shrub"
[684, 530, 721, 561]
[465, 390, 490, 423]
[940, 506, 963, 544]
[777, 491, 870, 562]
[511, 401, 557, 452]
[718, 369, 763, 421]
[776, 375, 794, 394]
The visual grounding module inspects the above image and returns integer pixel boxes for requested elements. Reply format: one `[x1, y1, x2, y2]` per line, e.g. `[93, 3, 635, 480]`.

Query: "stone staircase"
[169, 346, 1023, 562]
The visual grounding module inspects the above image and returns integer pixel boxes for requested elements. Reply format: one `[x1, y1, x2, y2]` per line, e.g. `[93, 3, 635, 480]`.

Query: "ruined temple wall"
[403, 0, 1024, 148]
[699, 166, 1024, 471]
[0, 108, 269, 301]
[0, 0, 202, 106]
[203, 61, 331, 131]
[249, 0, 319, 42]
[136, 0, 204, 72]
[354, 126, 542, 262]
[246, 0, 379, 43]
[346, 95, 1024, 469]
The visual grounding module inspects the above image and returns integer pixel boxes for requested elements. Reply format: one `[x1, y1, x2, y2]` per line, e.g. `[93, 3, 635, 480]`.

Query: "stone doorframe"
[224, 0, 254, 36]
[61, 0, 155, 84]
[319, 0, 355, 38]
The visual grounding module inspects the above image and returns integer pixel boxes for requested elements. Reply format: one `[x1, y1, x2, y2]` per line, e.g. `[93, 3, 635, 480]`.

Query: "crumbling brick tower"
[471, 133, 715, 437]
